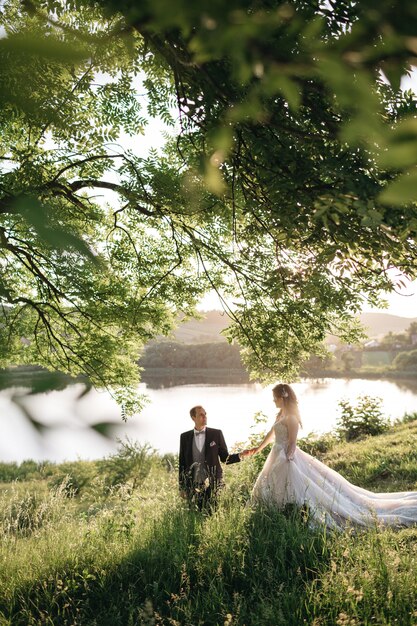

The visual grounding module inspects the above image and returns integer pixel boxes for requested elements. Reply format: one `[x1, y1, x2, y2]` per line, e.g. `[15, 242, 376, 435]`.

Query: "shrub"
[161, 453, 177, 473]
[232, 411, 271, 474]
[392, 349, 417, 371]
[98, 438, 156, 493]
[48, 461, 97, 496]
[0, 460, 55, 482]
[399, 411, 417, 423]
[0, 462, 19, 482]
[335, 395, 390, 442]
[298, 431, 338, 456]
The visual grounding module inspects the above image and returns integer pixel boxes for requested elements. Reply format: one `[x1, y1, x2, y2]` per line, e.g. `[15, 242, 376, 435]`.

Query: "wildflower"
[391, 555, 401, 568]
[336, 613, 357, 626]
[347, 586, 363, 602]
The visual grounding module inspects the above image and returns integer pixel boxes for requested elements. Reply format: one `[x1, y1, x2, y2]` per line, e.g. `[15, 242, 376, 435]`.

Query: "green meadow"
[1, 419, 417, 626]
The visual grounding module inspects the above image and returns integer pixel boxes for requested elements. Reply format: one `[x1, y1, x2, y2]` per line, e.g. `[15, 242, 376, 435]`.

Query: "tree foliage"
[392, 349, 417, 370]
[90, 0, 417, 380]
[336, 396, 390, 441]
[2, 0, 417, 405]
[140, 341, 246, 370]
[0, 0, 213, 409]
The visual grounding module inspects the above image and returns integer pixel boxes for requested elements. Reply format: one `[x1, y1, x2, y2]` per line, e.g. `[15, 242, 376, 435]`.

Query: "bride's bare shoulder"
[281, 413, 300, 426]
[274, 416, 289, 426]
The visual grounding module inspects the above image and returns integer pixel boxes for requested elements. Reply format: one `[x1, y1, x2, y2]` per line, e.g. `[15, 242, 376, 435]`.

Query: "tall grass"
[1, 420, 417, 625]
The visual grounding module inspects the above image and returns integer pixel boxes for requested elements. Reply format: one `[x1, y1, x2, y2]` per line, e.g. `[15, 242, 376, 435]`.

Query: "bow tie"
[194, 430, 205, 435]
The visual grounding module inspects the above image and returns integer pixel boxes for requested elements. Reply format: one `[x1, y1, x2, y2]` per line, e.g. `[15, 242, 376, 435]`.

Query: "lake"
[1, 377, 417, 462]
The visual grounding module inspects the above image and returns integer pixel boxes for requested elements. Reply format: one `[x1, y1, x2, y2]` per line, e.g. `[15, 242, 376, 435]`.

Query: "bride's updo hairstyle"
[273, 383, 302, 425]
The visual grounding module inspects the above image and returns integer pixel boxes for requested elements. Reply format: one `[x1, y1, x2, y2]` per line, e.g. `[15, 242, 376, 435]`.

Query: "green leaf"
[0, 33, 89, 63]
[263, 74, 301, 111]
[90, 422, 115, 438]
[376, 143, 417, 170]
[13, 196, 98, 261]
[379, 170, 417, 205]
[203, 161, 226, 195]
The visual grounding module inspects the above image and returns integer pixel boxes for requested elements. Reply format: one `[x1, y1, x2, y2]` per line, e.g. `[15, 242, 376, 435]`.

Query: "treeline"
[139, 341, 246, 370]
[138, 337, 417, 388]
[139, 341, 250, 386]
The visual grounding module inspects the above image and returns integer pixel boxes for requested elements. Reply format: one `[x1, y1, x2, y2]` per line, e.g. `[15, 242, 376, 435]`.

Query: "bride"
[246, 383, 417, 529]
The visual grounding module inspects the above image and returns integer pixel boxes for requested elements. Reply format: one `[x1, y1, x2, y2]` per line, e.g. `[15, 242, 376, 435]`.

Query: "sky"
[196, 282, 417, 318]
[361, 279, 417, 318]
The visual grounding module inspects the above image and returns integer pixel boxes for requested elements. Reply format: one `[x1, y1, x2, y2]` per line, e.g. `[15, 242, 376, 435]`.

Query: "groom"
[179, 405, 243, 510]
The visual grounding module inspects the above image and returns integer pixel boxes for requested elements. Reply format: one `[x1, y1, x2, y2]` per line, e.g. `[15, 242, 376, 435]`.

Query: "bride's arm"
[249, 426, 274, 455]
[286, 414, 299, 461]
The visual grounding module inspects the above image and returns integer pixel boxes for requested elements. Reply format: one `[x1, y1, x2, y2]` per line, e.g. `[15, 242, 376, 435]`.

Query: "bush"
[0, 460, 55, 482]
[0, 462, 19, 482]
[392, 349, 417, 371]
[298, 431, 338, 457]
[399, 411, 417, 424]
[48, 461, 98, 497]
[232, 411, 271, 475]
[335, 395, 390, 442]
[160, 452, 177, 473]
[98, 438, 156, 493]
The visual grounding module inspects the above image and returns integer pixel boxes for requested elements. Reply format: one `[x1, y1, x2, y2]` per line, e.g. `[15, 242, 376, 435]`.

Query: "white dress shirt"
[193, 428, 206, 453]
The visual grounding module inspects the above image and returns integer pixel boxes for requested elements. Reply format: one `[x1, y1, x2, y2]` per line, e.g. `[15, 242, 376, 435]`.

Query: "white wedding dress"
[252, 420, 417, 529]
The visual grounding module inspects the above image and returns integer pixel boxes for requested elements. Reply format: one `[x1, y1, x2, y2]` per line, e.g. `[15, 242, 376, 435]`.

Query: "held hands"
[240, 448, 258, 459]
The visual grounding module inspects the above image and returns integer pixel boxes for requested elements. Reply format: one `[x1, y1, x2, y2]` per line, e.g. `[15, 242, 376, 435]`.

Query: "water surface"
[1, 378, 416, 462]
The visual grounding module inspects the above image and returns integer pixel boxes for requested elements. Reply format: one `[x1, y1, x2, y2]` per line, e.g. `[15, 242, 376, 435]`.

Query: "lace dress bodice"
[272, 420, 289, 450]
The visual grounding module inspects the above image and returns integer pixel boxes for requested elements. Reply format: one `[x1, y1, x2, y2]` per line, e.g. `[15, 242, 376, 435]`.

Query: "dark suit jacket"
[179, 427, 240, 495]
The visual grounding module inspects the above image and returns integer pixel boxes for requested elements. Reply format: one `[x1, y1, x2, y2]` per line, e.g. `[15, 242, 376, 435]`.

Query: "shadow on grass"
[3, 503, 330, 626]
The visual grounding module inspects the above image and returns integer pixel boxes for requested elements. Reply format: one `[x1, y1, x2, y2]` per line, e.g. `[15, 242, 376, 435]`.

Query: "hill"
[171, 310, 229, 343]
[170, 310, 417, 343]
[360, 312, 417, 337]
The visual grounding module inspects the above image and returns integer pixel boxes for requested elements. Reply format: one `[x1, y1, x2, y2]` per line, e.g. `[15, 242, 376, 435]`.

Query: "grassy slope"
[1, 423, 417, 625]
[321, 420, 417, 492]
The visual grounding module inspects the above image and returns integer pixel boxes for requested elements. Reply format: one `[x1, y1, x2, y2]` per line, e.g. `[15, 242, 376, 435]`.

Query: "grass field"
[1, 420, 417, 625]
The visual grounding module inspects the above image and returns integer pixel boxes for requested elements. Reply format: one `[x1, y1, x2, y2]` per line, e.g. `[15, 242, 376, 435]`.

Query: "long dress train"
[252, 421, 417, 529]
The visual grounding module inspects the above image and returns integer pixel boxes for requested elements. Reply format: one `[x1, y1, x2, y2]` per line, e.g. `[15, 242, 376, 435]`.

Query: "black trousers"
[188, 484, 217, 512]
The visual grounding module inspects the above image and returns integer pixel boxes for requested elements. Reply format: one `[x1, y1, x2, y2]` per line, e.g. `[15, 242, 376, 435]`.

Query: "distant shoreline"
[300, 369, 417, 382]
[1, 364, 416, 391]
[140, 366, 417, 389]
